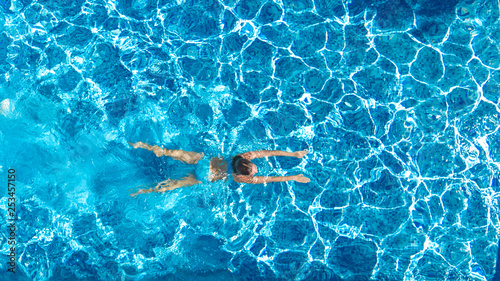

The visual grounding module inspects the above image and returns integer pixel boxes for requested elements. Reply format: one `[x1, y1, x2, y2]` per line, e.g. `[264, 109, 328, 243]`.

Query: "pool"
[1, 0, 500, 280]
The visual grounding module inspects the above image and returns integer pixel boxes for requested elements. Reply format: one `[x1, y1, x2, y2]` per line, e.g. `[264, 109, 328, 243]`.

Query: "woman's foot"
[128, 141, 141, 149]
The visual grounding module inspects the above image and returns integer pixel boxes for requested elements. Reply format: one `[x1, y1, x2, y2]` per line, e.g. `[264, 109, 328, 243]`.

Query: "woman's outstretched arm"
[240, 150, 308, 160]
[233, 174, 310, 184]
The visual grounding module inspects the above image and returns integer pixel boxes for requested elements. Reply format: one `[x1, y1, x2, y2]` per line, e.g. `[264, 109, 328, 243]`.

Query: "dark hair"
[232, 156, 253, 175]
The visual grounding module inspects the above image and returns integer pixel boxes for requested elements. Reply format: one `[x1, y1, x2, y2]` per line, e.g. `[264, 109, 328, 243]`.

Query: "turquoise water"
[1, 0, 500, 280]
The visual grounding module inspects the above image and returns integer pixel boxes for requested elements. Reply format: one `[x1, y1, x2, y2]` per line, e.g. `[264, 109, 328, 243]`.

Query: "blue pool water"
[1, 0, 500, 280]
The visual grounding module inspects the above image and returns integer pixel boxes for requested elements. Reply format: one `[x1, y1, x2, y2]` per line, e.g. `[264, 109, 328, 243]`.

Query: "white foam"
[1, 99, 13, 117]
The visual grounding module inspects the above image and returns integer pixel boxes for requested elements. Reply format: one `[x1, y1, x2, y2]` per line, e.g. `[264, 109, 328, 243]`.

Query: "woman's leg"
[129, 141, 204, 164]
[130, 174, 201, 197]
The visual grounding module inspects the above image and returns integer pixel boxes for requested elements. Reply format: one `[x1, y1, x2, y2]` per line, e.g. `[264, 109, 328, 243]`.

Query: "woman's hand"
[294, 150, 309, 158]
[294, 174, 310, 183]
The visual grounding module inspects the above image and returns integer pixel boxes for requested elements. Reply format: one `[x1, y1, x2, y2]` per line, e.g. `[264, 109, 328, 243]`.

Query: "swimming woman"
[128, 142, 310, 197]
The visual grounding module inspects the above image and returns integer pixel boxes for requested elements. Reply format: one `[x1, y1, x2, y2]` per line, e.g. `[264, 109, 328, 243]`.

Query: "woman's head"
[232, 156, 258, 176]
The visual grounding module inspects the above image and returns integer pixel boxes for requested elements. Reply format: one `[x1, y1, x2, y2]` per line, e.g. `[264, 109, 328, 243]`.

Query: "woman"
[128, 141, 310, 197]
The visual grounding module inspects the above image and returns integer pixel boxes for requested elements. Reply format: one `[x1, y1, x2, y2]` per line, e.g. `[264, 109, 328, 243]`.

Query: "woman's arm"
[233, 174, 310, 184]
[240, 150, 308, 160]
